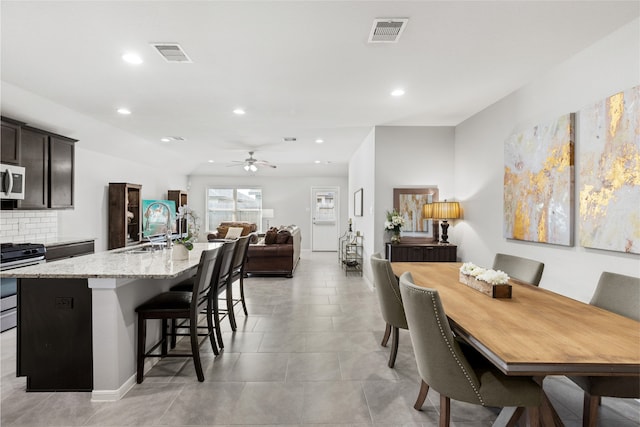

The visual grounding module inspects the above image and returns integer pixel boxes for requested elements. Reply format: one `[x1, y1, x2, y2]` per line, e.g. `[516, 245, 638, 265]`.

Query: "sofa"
[207, 221, 257, 240]
[245, 225, 301, 278]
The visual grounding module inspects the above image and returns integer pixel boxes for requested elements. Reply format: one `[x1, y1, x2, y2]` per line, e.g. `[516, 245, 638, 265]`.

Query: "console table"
[385, 242, 456, 262]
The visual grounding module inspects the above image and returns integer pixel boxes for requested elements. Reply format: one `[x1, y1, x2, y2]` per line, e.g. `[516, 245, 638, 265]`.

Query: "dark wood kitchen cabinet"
[1, 117, 22, 165]
[1, 118, 76, 210]
[18, 127, 49, 209]
[49, 135, 75, 208]
[385, 243, 457, 262]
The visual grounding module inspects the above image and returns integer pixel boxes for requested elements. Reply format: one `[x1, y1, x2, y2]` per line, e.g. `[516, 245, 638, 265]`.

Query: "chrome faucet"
[142, 201, 175, 248]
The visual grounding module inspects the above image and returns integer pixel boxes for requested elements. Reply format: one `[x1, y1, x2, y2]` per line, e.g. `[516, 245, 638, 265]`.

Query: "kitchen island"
[0, 242, 221, 401]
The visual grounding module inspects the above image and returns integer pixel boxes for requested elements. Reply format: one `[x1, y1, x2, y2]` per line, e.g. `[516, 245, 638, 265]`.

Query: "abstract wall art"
[579, 86, 640, 254]
[503, 113, 574, 246]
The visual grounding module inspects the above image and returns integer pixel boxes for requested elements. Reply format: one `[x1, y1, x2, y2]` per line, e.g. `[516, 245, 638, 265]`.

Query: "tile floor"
[1, 251, 639, 426]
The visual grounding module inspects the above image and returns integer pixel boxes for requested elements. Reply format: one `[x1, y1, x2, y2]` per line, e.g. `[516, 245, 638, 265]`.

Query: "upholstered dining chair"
[493, 253, 545, 286]
[398, 271, 542, 426]
[370, 252, 408, 368]
[568, 271, 640, 427]
[135, 247, 219, 383]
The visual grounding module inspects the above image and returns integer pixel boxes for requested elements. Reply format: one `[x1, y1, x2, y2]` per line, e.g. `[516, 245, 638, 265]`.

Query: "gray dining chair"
[568, 271, 640, 427]
[398, 271, 542, 426]
[370, 252, 408, 368]
[493, 253, 544, 286]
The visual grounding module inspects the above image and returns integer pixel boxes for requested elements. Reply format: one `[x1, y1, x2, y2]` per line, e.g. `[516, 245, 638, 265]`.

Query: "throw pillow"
[225, 227, 243, 239]
[264, 228, 278, 244]
[276, 229, 292, 244]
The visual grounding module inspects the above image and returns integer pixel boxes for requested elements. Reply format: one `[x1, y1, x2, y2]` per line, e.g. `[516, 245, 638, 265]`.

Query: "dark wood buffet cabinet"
[385, 242, 457, 262]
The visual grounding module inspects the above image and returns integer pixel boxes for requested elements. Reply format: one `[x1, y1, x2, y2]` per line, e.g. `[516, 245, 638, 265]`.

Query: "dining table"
[390, 262, 640, 427]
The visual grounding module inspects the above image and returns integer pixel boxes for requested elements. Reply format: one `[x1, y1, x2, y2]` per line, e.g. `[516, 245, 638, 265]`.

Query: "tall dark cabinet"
[108, 183, 142, 249]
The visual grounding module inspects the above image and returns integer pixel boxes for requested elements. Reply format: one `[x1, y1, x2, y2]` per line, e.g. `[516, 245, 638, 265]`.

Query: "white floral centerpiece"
[385, 209, 406, 243]
[172, 205, 200, 259]
[459, 262, 512, 298]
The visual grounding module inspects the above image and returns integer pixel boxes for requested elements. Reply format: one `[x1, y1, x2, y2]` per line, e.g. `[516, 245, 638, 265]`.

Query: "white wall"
[454, 18, 640, 302]
[187, 174, 348, 250]
[348, 128, 376, 282]
[374, 126, 456, 255]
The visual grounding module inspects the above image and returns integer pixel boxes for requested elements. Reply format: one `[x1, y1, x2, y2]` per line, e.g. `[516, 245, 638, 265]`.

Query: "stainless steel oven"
[1, 243, 46, 332]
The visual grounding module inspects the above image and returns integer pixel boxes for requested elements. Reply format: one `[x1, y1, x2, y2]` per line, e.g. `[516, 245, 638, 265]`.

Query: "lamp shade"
[422, 203, 433, 219]
[262, 209, 275, 219]
[430, 201, 461, 220]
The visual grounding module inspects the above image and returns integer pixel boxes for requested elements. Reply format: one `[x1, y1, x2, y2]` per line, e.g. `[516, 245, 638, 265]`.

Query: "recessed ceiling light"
[160, 136, 186, 142]
[314, 160, 321, 164]
[233, 108, 246, 115]
[117, 108, 131, 115]
[391, 88, 405, 97]
[208, 160, 215, 163]
[315, 139, 324, 144]
[122, 52, 143, 65]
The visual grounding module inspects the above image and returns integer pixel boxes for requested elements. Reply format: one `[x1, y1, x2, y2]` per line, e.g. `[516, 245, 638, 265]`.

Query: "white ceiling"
[1, 1, 638, 177]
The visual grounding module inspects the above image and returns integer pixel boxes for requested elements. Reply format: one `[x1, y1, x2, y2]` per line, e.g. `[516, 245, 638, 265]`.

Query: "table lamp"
[262, 209, 275, 231]
[429, 201, 460, 244]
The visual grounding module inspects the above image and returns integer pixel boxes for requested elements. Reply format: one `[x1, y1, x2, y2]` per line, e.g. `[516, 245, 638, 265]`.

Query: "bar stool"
[226, 234, 253, 330]
[135, 247, 219, 383]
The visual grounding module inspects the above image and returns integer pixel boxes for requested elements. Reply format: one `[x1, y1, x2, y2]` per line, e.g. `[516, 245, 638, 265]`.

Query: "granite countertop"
[0, 242, 222, 279]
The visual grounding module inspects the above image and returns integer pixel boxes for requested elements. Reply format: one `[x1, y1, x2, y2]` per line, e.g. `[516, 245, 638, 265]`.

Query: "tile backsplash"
[0, 211, 58, 243]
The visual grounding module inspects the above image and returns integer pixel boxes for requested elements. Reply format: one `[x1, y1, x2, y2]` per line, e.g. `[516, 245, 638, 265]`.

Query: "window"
[206, 188, 262, 231]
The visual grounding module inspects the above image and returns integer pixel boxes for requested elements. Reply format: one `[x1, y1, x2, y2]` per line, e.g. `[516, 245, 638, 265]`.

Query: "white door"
[311, 187, 339, 251]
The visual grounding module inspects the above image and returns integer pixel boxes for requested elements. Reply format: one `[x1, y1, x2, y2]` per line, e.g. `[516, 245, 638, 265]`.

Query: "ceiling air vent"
[368, 18, 409, 43]
[151, 43, 192, 63]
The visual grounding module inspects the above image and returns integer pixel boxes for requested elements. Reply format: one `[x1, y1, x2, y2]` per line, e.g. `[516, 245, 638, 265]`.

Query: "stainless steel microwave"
[0, 163, 25, 200]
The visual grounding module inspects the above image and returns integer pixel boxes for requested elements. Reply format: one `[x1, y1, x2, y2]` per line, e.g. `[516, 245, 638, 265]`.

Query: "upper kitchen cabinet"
[1, 117, 23, 165]
[1, 118, 77, 210]
[49, 135, 75, 209]
[19, 127, 49, 209]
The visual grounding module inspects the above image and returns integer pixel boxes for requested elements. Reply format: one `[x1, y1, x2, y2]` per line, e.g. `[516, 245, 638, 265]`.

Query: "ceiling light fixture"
[391, 88, 405, 97]
[244, 164, 257, 172]
[122, 52, 143, 65]
[117, 108, 131, 115]
[314, 160, 321, 164]
[208, 160, 214, 163]
[233, 108, 246, 115]
[160, 137, 171, 142]
[315, 139, 324, 144]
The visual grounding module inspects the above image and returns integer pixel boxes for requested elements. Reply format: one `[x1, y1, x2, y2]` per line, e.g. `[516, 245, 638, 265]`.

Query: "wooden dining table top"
[391, 262, 640, 377]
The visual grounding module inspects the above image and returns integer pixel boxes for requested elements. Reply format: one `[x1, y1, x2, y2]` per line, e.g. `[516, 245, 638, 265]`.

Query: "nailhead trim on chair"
[419, 287, 484, 405]
[383, 263, 404, 305]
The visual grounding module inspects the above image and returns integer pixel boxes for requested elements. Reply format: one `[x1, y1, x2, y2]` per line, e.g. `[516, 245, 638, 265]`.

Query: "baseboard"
[90, 375, 136, 402]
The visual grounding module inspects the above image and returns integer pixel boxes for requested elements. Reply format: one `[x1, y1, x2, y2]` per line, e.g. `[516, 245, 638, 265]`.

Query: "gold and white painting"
[579, 86, 640, 254]
[503, 113, 574, 246]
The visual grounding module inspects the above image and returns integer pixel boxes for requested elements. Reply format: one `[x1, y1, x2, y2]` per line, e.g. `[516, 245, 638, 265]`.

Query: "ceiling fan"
[228, 151, 277, 172]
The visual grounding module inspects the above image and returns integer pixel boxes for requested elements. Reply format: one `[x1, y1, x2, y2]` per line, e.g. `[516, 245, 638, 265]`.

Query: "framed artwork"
[503, 113, 574, 246]
[393, 187, 439, 242]
[354, 188, 363, 217]
[579, 86, 640, 254]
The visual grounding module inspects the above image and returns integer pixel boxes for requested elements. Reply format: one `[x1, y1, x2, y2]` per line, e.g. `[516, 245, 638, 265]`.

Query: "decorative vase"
[390, 230, 401, 244]
[172, 244, 190, 261]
